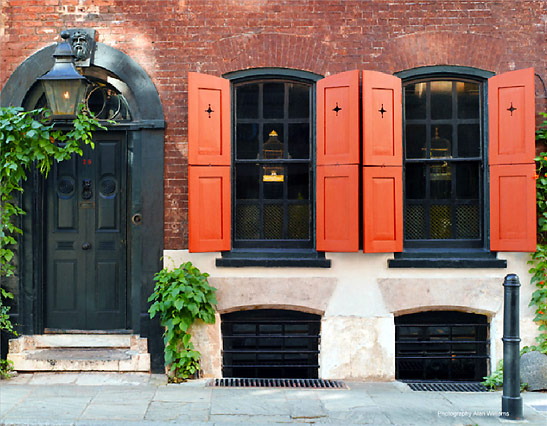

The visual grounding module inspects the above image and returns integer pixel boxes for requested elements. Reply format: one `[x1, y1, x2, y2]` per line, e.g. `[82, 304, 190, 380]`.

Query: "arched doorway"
[1, 34, 165, 364]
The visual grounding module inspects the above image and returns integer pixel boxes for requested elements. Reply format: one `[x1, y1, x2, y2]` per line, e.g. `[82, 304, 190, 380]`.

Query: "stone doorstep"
[8, 334, 148, 352]
[7, 350, 150, 372]
[7, 334, 151, 373]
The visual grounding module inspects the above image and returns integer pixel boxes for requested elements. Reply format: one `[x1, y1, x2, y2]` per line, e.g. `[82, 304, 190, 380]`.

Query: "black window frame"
[217, 68, 330, 267]
[390, 66, 506, 268]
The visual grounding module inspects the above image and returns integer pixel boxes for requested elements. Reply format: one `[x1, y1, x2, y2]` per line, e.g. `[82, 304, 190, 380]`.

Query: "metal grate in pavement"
[405, 382, 488, 392]
[209, 378, 347, 389]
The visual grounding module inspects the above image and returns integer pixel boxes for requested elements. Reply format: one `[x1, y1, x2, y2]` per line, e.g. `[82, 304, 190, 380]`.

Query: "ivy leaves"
[0, 105, 105, 277]
[527, 112, 547, 355]
[148, 261, 217, 381]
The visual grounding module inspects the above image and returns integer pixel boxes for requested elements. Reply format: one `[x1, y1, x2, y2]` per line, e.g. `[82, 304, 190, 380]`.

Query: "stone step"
[7, 334, 150, 373]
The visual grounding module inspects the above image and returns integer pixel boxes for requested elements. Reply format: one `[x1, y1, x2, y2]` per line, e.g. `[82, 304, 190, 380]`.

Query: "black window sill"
[388, 250, 507, 269]
[216, 249, 331, 268]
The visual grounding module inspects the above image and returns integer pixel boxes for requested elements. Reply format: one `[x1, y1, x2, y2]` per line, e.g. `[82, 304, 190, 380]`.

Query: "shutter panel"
[188, 72, 231, 252]
[362, 71, 402, 166]
[316, 70, 359, 166]
[316, 165, 359, 252]
[188, 72, 231, 166]
[488, 68, 536, 252]
[188, 166, 231, 252]
[361, 71, 403, 252]
[363, 167, 403, 253]
[488, 68, 535, 166]
[490, 164, 536, 252]
[316, 70, 359, 251]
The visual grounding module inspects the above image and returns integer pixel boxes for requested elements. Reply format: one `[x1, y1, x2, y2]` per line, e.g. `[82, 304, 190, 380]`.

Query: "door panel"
[46, 132, 127, 330]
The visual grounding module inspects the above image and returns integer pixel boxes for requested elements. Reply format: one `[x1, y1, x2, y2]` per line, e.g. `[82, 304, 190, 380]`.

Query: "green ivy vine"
[526, 112, 547, 354]
[148, 261, 217, 382]
[0, 104, 106, 378]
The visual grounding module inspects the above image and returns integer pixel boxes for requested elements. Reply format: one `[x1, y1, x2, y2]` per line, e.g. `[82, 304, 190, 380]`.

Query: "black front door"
[45, 132, 127, 330]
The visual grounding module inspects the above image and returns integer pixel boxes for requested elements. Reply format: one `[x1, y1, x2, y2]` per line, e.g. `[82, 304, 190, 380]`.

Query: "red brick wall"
[2, 0, 546, 249]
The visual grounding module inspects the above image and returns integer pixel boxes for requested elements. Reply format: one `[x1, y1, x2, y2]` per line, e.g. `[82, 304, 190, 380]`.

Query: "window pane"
[262, 124, 284, 159]
[236, 165, 259, 199]
[430, 205, 452, 239]
[458, 124, 480, 157]
[236, 123, 259, 159]
[405, 163, 425, 199]
[287, 164, 309, 200]
[237, 84, 259, 119]
[430, 163, 452, 199]
[430, 81, 452, 120]
[455, 163, 479, 199]
[405, 205, 426, 239]
[288, 123, 310, 159]
[236, 204, 259, 239]
[455, 204, 480, 239]
[405, 124, 426, 159]
[405, 83, 426, 119]
[263, 83, 284, 118]
[457, 82, 479, 119]
[288, 84, 310, 118]
[288, 204, 310, 239]
[264, 204, 283, 239]
[263, 171, 284, 199]
[430, 125, 452, 158]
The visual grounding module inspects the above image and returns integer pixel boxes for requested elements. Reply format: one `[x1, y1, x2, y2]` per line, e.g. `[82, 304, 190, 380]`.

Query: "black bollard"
[501, 273, 523, 420]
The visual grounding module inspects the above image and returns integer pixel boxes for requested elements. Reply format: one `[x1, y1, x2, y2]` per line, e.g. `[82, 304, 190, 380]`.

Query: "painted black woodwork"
[45, 134, 127, 330]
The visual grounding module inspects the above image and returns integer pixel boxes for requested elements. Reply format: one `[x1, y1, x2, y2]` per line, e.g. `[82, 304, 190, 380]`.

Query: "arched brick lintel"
[380, 32, 504, 74]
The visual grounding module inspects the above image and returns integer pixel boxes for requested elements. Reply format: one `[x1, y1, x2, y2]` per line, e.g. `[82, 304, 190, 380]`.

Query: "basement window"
[395, 311, 489, 382]
[221, 309, 321, 379]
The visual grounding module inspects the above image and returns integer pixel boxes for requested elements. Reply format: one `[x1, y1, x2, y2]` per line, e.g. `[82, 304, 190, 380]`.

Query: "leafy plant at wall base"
[0, 104, 106, 378]
[527, 112, 547, 355]
[482, 360, 527, 392]
[148, 261, 217, 382]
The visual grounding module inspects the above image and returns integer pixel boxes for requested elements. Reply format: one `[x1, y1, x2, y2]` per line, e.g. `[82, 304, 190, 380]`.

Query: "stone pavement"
[1, 373, 546, 425]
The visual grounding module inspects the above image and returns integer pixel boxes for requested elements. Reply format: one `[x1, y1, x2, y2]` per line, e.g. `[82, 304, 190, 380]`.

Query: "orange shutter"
[363, 167, 403, 253]
[316, 70, 359, 166]
[188, 72, 231, 166]
[188, 72, 231, 252]
[490, 164, 536, 252]
[362, 71, 402, 166]
[362, 71, 403, 253]
[488, 68, 536, 252]
[316, 165, 359, 252]
[188, 166, 231, 252]
[488, 68, 535, 166]
[316, 70, 359, 252]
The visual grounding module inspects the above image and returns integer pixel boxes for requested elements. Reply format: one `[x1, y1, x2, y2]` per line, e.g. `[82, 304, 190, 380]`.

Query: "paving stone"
[144, 400, 210, 421]
[209, 414, 294, 423]
[153, 386, 212, 403]
[27, 372, 80, 384]
[80, 402, 149, 421]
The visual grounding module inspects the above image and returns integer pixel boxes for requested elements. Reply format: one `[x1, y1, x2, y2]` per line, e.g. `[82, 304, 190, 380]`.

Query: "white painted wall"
[163, 250, 538, 380]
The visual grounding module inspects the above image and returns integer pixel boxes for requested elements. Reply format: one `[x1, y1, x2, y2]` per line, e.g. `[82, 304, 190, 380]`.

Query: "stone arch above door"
[1, 39, 164, 127]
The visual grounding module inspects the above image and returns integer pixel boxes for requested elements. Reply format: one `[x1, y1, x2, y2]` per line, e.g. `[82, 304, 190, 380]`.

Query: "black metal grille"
[405, 382, 487, 392]
[210, 378, 346, 389]
[222, 309, 320, 379]
[396, 311, 489, 382]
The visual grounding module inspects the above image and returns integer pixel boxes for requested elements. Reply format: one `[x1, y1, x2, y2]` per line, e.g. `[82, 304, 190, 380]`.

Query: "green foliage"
[0, 359, 14, 380]
[482, 360, 504, 391]
[0, 105, 106, 277]
[482, 359, 527, 392]
[527, 112, 547, 355]
[148, 261, 217, 381]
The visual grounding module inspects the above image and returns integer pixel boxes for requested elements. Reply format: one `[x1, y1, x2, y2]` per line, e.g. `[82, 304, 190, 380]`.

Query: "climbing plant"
[526, 112, 547, 354]
[148, 261, 217, 382]
[0, 104, 106, 377]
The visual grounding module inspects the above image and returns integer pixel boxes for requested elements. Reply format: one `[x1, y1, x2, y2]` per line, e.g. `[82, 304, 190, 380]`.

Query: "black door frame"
[1, 36, 166, 371]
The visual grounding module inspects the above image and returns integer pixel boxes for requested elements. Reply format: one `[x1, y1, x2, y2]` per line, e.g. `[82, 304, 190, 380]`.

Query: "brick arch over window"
[379, 32, 505, 73]
[213, 33, 336, 76]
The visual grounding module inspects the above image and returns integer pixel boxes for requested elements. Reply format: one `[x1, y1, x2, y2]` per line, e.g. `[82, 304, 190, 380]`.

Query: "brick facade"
[2, 0, 546, 249]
